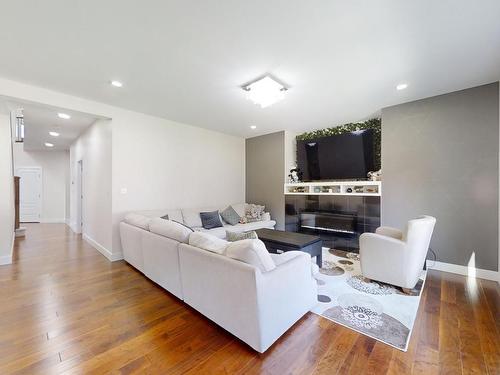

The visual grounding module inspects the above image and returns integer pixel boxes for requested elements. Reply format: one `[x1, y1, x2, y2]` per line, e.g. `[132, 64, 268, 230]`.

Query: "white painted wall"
[0, 76, 244, 259]
[0, 113, 15, 265]
[70, 119, 112, 256]
[0, 77, 245, 260]
[111, 111, 245, 256]
[13, 143, 69, 223]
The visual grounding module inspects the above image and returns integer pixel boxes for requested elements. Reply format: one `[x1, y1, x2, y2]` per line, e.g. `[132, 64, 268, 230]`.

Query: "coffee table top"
[255, 228, 321, 248]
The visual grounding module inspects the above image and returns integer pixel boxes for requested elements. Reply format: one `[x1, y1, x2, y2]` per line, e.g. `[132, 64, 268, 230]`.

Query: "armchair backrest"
[403, 215, 436, 272]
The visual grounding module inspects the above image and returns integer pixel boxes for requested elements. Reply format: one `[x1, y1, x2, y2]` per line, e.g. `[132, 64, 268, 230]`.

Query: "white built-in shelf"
[284, 181, 381, 197]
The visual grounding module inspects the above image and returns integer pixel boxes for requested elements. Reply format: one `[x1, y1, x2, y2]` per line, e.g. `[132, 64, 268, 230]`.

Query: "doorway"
[15, 166, 42, 222]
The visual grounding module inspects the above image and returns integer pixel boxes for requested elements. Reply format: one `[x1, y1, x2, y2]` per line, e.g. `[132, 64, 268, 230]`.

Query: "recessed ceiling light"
[110, 80, 123, 87]
[396, 83, 408, 91]
[250, 125, 257, 130]
[242, 75, 288, 108]
[44, 142, 54, 147]
[58, 113, 71, 119]
[49, 131, 60, 137]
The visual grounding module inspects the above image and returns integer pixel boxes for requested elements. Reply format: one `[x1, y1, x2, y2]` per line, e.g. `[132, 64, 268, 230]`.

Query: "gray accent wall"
[382, 82, 499, 271]
[246, 131, 286, 230]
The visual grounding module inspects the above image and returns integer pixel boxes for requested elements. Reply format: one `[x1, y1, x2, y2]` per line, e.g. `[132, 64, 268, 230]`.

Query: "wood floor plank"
[0, 224, 498, 375]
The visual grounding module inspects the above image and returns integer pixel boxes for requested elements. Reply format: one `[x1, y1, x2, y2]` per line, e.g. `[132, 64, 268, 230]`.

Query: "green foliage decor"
[296, 118, 381, 171]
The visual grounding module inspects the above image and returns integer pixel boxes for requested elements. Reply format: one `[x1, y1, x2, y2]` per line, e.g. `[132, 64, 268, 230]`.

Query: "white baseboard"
[82, 234, 123, 262]
[426, 260, 499, 282]
[0, 232, 15, 266]
[68, 221, 80, 234]
[0, 255, 12, 266]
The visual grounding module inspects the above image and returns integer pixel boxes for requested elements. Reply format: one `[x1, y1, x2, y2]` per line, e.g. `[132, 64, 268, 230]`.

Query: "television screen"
[297, 129, 375, 181]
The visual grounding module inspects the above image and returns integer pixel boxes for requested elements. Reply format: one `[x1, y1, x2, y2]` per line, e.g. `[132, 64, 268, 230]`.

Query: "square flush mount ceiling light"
[242, 75, 288, 108]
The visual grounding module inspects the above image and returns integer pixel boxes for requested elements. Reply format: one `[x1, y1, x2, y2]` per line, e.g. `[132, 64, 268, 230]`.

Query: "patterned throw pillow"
[220, 206, 241, 225]
[226, 230, 258, 242]
[245, 204, 265, 222]
[200, 211, 223, 229]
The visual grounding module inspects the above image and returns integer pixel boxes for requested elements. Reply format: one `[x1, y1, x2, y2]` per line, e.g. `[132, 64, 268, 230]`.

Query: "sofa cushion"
[124, 213, 151, 230]
[220, 206, 241, 225]
[149, 218, 193, 243]
[133, 209, 184, 223]
[225, 239, 276, 272]
[270, 251, 303, 266]
[270, 252, 319, 275]
[189, 231, 228, 254]
[182, 208, 205, 228]
[228, 220, 276, 233]
[226, 230, 258, 242]
[172, 220, 195, 232]
[195, 226, 226, 239]
[200, 210, 223, 229]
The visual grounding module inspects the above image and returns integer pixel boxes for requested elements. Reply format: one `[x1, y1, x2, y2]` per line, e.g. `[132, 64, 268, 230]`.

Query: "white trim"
[426, 260, 499, 282]
[83, 234, 123, 262]
[68, 220, 80, 234]
[0, 233, 15, 266]
[0, 255, 12, 266]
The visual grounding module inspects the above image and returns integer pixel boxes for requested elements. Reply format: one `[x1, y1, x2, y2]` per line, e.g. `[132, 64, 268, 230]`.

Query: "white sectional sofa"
[119, 204, 317, 352]
[125, 203, 276, 239]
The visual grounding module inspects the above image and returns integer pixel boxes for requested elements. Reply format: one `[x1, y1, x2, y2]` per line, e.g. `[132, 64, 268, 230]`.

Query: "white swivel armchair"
[359, 216, 436, 291]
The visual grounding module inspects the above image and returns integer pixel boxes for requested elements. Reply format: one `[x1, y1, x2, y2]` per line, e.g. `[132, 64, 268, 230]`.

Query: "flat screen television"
[297, 129, 375, 181]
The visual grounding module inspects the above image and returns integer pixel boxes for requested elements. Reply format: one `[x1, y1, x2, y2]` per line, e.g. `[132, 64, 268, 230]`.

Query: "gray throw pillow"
[226, 230, 258, 242]
[160, 214, 169, 220]
[200, 211, 223, 229]
[220, 206, 241, 225]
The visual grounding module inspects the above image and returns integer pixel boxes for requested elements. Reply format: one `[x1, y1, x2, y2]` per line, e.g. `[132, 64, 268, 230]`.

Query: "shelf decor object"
[284, 181, 381, 197]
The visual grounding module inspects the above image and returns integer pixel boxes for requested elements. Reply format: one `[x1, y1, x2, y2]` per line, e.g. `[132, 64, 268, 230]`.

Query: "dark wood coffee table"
[255, 228, 323, 267]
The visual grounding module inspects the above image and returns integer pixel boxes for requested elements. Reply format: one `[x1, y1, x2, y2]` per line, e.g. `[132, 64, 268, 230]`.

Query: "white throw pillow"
[148, 218, 193, 243]
[225, 239, 276, 272]
[124, 213, 151, 230]
[181, 208, 203, 228]
[189, 231, 229, 254]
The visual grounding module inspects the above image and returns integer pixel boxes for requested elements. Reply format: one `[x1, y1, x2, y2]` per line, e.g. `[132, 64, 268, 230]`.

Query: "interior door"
[15, 167, 42, 222]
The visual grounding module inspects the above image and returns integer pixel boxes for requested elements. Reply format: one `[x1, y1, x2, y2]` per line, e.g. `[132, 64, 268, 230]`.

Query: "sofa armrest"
[359, 232, 408, 284]
[256, 252, 317, 352]
[269, 250, 303, 266]
[375, 226, 403, 240]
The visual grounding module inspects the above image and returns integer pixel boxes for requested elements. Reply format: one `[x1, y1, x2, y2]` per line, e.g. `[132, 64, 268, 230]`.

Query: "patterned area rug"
[311, 249, 426, 351]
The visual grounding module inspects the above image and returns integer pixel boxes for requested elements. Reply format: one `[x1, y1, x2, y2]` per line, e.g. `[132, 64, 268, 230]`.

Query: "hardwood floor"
[0, 224, 498, 374]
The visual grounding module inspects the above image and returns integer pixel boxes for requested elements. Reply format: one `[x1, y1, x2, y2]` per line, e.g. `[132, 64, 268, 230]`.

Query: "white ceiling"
[0, 1, 499, 138]
[4, 99, 98, 151]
